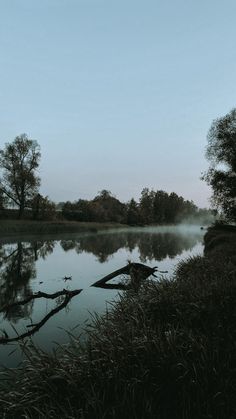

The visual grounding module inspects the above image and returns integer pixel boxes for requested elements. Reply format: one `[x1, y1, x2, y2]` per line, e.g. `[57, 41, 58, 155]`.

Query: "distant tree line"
[60, 188, 213, 225]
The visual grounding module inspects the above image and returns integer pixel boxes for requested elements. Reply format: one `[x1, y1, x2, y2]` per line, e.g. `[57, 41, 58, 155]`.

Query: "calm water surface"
[0, 225, 204, 368]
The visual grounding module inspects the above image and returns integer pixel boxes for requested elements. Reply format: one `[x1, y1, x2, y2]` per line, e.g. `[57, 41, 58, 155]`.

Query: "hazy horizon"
[1, 1, 236, 208]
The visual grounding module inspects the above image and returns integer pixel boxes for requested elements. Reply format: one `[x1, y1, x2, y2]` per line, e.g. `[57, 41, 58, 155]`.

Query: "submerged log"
[91, 282, 130, 291]
[91, 262, 158, 288]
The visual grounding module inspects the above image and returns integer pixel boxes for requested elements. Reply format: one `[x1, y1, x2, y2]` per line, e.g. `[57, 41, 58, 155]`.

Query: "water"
[0, 225, 204, 368]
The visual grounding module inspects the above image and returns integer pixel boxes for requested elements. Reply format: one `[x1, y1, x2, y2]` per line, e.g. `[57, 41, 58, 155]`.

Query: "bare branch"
[0, 289, 82, 344]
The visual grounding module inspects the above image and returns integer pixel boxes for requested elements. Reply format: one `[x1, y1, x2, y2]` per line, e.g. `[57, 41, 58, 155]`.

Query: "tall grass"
[0, 231, 236, 418]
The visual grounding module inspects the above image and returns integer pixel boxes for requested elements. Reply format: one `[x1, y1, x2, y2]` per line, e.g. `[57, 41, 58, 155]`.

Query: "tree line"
[1, 105, 235, 224]
[61, 188, 212, 225]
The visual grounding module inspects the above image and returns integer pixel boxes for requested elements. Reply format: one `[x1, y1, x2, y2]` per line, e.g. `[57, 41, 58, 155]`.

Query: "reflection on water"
[0, 241, 55, 321]
[0, 225, 204, 367]
[60, 227, 202, 263]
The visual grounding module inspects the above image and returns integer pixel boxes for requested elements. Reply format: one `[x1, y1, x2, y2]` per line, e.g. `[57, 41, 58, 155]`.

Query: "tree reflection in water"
[60, 230, 202, 263]
[0, 240, 55, 321]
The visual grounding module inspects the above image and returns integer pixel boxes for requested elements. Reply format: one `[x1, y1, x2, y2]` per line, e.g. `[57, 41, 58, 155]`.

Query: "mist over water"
[0, 225, 204, 368]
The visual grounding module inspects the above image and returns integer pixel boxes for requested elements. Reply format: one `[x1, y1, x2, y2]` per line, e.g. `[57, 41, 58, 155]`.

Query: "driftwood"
[92, 282, 129, 291]
[0, 289, 82, 344]
[91, 262, 158, 288]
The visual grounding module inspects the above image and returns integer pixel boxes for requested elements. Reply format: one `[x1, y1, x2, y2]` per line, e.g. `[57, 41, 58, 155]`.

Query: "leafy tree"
[203, 109, 236, 220]
[31, 194, 56, 220]
[139, 188, 155, 224]
[152, 190, 168, 223]
[94, 189, 113, 200]
[92, 190, 126, 222]
[126, 198, 140, 225]
[62, 199, 93, 222]
[0, 134, 41, 218]
[164, 192, 180, 222]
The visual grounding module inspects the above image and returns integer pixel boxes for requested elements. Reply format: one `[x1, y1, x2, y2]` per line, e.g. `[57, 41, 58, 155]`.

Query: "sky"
[0, 0, 236, 208]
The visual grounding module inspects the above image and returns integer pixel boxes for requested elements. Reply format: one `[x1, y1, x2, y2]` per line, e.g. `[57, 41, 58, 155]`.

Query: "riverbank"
[0, 224, 236, 418]
[0, 218, 211, 238]
[0, 219, 125, 237]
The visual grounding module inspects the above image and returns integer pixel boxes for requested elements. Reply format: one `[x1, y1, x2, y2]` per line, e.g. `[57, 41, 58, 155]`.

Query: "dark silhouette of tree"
[31, 193, 56, 220]
[92, 190, 126, 222]
[62, 190, 126, 223]
[139, 188, 198, 225]
[0, 134, 41, 218]
[203, 108, 236, 220]
[126, 198, 140, 225]
[153, 190, 169, 223]
[61, 189, 201, 225]
[62, 199, 92, 221]
[139, 188, 155, 224]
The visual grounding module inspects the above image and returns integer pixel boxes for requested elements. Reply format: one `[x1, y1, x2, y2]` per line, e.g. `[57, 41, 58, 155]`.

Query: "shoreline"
[0, 219, 126, 238]
[0, 219, 207, 239]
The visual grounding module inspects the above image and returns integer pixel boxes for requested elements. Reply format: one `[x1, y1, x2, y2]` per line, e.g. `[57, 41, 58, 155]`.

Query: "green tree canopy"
[203, 109, 236, 220]
[0, 134, 41, 218]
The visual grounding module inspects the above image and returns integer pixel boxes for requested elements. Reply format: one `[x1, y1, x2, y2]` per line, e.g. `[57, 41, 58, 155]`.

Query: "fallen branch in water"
[0, 289, 82, 344]
[0, 289, 81, 314]
[91, 262, 159, 288]
[92, 282, 130, 291]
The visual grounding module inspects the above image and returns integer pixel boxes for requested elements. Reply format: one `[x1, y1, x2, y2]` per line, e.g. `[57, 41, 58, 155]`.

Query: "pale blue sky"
[1, 0, 236, 207]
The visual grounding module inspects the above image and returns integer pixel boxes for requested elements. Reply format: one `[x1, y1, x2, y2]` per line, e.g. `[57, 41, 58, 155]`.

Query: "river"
[0, 225, 205, 368]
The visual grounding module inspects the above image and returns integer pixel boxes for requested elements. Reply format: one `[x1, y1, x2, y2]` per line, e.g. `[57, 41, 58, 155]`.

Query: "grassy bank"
[0, 225, 236, 418]
[204, 222, 236, 259]
[0, 219, 125, 237]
